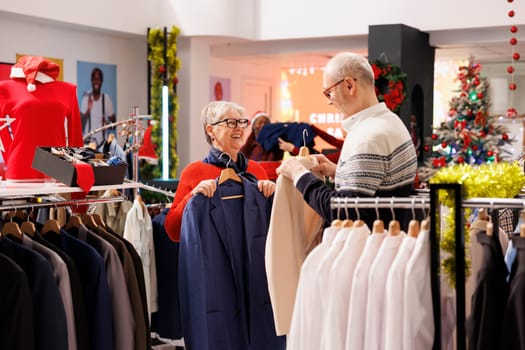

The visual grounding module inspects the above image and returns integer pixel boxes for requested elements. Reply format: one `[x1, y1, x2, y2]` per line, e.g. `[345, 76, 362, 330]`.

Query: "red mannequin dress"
[0, 56, 83, 180]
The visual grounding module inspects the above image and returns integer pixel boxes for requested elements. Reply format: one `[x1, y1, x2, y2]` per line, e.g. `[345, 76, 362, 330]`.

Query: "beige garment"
[465, 219, 509, 317]
[265, 156, 324, 335]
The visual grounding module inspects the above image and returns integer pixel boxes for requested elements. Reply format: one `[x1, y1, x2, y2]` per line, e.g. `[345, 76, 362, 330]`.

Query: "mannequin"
[0, 56, 83, 180]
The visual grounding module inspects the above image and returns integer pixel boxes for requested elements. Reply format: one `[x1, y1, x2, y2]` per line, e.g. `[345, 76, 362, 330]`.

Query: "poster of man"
[77, 61, 117, 146]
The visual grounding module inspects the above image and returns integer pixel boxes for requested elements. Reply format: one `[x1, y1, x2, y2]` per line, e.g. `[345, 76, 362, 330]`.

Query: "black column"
[368, 24, 435, 163]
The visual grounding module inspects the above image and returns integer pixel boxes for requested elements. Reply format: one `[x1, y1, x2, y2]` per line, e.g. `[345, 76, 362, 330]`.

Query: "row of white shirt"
[287, 221, 434, 350]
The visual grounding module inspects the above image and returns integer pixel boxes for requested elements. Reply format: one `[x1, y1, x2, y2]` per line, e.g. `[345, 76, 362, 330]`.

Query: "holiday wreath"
[370, 60, 407, 114]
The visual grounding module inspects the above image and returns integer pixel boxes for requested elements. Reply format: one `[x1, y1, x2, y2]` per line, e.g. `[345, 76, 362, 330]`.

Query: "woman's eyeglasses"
[211, 118, 250, 129]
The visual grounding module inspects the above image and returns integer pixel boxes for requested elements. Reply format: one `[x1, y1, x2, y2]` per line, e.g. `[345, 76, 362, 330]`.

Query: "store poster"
[77, 61, 117, 142]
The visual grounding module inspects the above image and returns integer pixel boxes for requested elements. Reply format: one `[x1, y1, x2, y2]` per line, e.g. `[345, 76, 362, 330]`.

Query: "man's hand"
[278, 138, 295, 153]
[276, 158, 309, 181]
[309, 154, 337, 178]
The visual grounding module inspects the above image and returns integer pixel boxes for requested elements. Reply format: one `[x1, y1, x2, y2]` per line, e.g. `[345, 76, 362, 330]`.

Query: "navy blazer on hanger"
[179, 178, 285, 350]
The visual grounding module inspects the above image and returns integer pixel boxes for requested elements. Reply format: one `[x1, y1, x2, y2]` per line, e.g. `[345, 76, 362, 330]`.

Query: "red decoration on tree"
[507, 108, 518, 118]
[509, 82, 518, 90]
[472, 145, 479, 151]
[477, 92, 484, 99]
[508, 10, 515, 17]
[510, 25, 518, 33]
[431, 134, 438, 140]
[513, 53, 521, 60]
[487, 150, 494, 157]
[441, 142, 448, 148]
[457, 156, 465, 163]
[158, 65, 166, 73]
[502, 133, 509, 141]
[172, 77, 178, 84]
[424, 144, 431, 152]
[510, 38, 518, 45]
[507, 66, 515, 74]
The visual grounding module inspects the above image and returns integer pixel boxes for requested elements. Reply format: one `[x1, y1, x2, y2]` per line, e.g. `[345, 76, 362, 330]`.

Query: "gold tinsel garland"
[146, 26, 181, 179]
[429, 162, 525, 286]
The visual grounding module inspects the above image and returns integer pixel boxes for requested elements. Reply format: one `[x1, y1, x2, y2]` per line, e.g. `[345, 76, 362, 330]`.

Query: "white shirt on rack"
[363, 232, 405, 350]
[403, 229, 434, 350]
[286, 225, 339, 350]
[346, 231, 386, 350]
[384, 235, 416, 350]
[321, 223, 370, 350]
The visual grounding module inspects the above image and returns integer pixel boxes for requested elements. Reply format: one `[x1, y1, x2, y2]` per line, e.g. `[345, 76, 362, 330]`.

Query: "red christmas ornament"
[509, 83, 518, 91]
[509, 10, 515, 17]
[432, 158, 440, 168]
[158, 65, 166, 73]
[502, 133, 509, 141]
[477, 92, 484, 99]
[510, 38, 518, 45]
[441, 142, 448, 148]
[487, 150, 494, 157]
[507, 108, 518, 118]
[508, 0, 514, 3]
[457, 156, 465, 163]
[479, 130, 486, 137]
[172, 77, 179, 84]
[508, 66, 515, 74]
[510, 26, 518, 33]
[424, 145, 431, 152]
[513, 53, 521, 61]
[431, 134, 438, 140]
[472, 145, 479, 151]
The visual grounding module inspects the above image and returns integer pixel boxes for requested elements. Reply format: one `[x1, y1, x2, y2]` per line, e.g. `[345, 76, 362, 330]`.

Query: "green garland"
[430, 162, 525, 286]
[144, 26, 181, 180]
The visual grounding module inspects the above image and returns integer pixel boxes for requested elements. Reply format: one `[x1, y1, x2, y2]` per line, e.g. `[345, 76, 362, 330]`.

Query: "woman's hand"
[309, 154, 337, 178]
[278, 138, 295, 153]
[191, 179, 217, 197]
[257, 180, 276, 198]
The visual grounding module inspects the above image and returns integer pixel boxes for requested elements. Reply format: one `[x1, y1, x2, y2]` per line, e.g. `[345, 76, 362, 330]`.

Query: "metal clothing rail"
[82, 114, 152, 142]
[125, 179, 175, 198]
[0, 195, 127, 211]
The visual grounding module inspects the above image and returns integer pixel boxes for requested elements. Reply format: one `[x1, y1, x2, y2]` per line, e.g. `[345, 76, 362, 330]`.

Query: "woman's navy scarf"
[203, 147, 259, 183]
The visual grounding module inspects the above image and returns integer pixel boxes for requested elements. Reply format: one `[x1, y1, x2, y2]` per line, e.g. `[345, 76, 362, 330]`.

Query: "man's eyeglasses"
[322, 79, 346, 99]
[211, 118, 250, 129]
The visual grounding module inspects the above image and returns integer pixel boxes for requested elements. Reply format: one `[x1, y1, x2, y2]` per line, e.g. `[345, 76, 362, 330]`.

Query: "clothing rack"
[330, 187, 525, 350]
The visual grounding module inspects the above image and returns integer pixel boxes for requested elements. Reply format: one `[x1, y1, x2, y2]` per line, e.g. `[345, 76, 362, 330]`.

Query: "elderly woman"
[164, 100, 275, 242]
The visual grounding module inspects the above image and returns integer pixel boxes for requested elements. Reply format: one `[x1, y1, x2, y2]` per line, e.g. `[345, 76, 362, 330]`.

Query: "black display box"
[31, 147, 128, 187]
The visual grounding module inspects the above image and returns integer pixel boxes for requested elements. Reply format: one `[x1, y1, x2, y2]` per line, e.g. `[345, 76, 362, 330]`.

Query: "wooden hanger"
[486, 221, 494, 237]
[1, 221, 22, 239]
[478, 208, 488, 221]
[20, 220, 36, 237]
[342, 219, 354, 228]
[298, 129, 310, 157]
[219, 168, 242, 184]
[42, 219, 61, 234]
[65, 215, 83, 230]
[520, 223, 525, 238]
[92, 213, 106, 228]
[372, 219, 385, 234]
[407, 219, 420, 238]
[421, 217, 430, 231]
[298, 146, 309, 157]
[388, 220, 401, 236]
[81, 213, 98, 230]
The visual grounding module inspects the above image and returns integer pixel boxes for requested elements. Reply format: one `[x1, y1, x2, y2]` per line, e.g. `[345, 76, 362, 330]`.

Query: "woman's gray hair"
[201, 101, 246, 145]
[325, 52, 375, 87]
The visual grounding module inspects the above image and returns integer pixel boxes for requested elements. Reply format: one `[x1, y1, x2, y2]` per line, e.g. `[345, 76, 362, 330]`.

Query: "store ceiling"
[210, 26, 525, 68]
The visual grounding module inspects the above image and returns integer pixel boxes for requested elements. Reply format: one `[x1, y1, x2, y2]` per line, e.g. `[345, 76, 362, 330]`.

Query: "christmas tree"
[419, 60, 514, 182]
